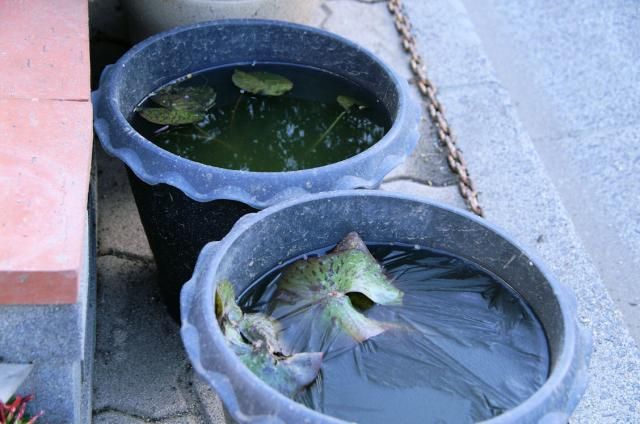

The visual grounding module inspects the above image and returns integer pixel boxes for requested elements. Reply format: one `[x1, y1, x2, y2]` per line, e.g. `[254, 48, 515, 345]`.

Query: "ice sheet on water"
[241, 243, 549, 423]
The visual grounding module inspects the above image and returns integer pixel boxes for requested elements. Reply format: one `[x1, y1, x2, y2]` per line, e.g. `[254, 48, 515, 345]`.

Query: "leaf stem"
[229, 92, 244, 136]
[153, 124, 170, 135]
[310, 111, 346, 151]
[191, 124, 238, 153]
[212, 137, 238, 154]
[191, 123, 209, 136]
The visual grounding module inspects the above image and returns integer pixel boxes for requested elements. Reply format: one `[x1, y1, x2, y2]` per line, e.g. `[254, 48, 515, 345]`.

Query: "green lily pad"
[269, 232, 403, 344]
[337, 95, 366, 111]
[215, 281, 323, 397]
[231, 70, 294, 96]
[150, 85, 217, 112]
[137, 107, 204, 125]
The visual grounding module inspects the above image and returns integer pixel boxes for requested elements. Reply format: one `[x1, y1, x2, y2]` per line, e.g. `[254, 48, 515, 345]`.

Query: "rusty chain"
[388, 0, 484, 217]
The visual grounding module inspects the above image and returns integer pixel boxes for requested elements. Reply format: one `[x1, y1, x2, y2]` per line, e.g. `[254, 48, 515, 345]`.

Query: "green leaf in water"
[269, 232, 403, 343]
[239, 312, 284, 355]
[337, 95, 366, 111]
[310, 96, 368, 150]
[216, 280, 243, 324]
[215, 280, 323, 398]
[150, 85, 217, 112]
[137, 107, 205, 125]
[323, 294, 389, 342]
[231, 69, 294, 96]
[231, 337, 323, 398]
[137, 85, 215, 125]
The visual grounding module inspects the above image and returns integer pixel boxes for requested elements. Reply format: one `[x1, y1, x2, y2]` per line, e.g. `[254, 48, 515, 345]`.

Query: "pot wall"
[127, 171, 257, 319]
[181, 190, 591, 424]
[123, 0, 322, 42]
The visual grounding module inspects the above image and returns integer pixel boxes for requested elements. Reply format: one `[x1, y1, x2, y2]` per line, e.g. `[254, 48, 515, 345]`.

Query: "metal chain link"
[388, 0, 484, 217]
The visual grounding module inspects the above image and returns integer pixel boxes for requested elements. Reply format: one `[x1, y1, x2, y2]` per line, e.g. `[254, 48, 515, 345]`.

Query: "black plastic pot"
[93, 20, 419, 316]
[181, 190, 591, 424]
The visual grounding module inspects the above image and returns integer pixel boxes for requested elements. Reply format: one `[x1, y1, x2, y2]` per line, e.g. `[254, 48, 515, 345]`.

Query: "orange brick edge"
[0, 272, 78, 305]
[0, 0, 92, 305]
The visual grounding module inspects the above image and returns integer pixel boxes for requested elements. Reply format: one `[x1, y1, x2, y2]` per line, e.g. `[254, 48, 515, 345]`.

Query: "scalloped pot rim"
[93, 19, 420, 209]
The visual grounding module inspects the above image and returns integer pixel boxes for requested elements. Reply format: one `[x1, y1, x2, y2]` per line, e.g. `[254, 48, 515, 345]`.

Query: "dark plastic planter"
[181, 190, 591, 424]
[93, 20, 419, 316]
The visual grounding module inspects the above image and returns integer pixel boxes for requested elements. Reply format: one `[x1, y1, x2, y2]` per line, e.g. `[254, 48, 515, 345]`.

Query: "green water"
[131, 64, 390, 171]
[240, 243, 550, 423]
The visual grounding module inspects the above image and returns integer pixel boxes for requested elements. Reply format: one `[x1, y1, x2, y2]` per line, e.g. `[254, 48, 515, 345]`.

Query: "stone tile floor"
[92, 1, 461, 421]
[95, 149, 223, 423]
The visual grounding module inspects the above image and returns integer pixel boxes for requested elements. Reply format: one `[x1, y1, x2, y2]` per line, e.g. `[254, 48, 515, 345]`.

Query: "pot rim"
[94, 19, 420, 208]
[182, 190, 590, 423]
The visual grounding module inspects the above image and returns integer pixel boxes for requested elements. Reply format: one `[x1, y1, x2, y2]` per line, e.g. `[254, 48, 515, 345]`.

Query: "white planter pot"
[123, 0, 322, 42]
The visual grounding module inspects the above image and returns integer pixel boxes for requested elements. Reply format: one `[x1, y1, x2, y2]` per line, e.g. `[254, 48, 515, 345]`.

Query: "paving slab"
[191, 375, 226, 424]
[463, 0, 640, 139]
[536, 126, 640, 341]
[94, 411, 203, 424]
[93, 256, 196, 420]
[462, 0, 640, 343]
[380, 180, 466, 209]
[402, 0, 496, 89]
[97, 146, 153, 259]
[321, 0, 413, 82]
[383, 109, 458, 186]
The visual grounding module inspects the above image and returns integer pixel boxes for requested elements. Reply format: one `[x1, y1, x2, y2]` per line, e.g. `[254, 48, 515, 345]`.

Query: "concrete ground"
[92, 0, 640, 422]
[463, 0, 640, 347]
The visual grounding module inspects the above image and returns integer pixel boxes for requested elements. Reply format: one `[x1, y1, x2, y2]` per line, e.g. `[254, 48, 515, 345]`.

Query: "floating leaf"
[216, 280, 242, 324]
[337, 95, 366, 111]
[323, 294, 389, 342]
[239, 312, 284, 355]
[137, 107, 204, 125]
[269, 232, 402, 345]
[215, 281, 323, 397]
[150, 85, 217, 112]
[233, 343, 323, 398]
[334, 231, 369, 252]
[232, 70, 293, 96]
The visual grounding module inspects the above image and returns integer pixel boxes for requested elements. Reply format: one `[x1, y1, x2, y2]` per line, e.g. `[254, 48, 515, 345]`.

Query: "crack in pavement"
[93, 407, 197, 423]
[383, 175, 456, 187]
[97, 249, 155, 264]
